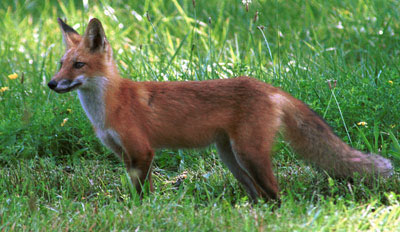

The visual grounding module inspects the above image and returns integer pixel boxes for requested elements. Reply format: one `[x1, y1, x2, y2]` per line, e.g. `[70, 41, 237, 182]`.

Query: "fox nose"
[48, 80, 58, 89]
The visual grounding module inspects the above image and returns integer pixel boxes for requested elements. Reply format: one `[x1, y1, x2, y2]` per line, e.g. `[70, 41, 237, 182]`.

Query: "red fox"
[48, 18, 393, 201]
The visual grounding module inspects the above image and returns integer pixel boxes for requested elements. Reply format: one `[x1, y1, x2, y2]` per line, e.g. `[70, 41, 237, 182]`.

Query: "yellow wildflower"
[391, 124, 396, 128]
[388, 80, 393, 85]
[61, 118, 69, 127]
[67, 109, 72, 114]
[0, 87, 9, 92]
[8, 73, 18, 80]
[357, 121, 367, 126]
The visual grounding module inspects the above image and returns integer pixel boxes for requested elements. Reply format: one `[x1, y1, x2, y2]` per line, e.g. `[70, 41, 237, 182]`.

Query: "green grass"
[1, 0, 400, 230]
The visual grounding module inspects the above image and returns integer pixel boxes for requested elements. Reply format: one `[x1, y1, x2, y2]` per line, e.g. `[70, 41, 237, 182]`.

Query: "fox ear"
[57, 18, 81, 49]
[83, 18, 107, 53]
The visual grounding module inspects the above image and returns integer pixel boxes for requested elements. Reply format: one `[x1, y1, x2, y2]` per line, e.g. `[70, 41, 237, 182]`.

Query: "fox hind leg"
[229, 121, 280, 201]
[216, 134, 265, 201]
[231, 140, 279, 200]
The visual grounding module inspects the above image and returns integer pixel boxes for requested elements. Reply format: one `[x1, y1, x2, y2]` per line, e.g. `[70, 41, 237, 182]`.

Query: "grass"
[0, 0, 400, 230]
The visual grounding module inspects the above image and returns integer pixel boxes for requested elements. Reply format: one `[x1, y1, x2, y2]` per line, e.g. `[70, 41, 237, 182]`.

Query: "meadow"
[0, 0, 399, 230]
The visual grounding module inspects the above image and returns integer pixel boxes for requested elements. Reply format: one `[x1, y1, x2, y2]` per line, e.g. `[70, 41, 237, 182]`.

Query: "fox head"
[48, 18, 114, 93]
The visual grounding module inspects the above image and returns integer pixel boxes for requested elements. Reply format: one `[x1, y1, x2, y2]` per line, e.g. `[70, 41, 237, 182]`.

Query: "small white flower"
[104, 5, 117, 21]
[131, 10, 143, 21]
[336, 21, 344, 30]
[18, 45, 25, 53]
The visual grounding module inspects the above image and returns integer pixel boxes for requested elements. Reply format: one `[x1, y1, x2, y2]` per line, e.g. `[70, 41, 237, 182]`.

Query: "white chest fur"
[77, 77, 122, 151]
[77, 77, 107, 129]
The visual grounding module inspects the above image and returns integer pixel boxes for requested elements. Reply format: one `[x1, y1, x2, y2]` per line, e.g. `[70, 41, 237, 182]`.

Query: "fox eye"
[73, 62, 85, 69]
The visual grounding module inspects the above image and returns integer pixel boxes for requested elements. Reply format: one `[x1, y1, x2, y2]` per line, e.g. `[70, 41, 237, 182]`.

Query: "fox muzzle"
[47, 78, 82, 93]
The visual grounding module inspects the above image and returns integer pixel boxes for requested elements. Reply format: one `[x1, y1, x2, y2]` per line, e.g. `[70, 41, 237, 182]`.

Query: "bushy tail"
[279, 93, 393, 179]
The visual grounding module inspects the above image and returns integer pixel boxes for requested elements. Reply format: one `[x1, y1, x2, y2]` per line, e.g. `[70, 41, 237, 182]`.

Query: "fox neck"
[77, 76, 109, 129]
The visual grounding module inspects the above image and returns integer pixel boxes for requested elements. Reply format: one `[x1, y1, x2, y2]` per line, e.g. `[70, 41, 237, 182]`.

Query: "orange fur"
[48, 18, 393, 201]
